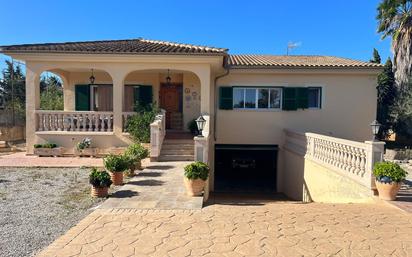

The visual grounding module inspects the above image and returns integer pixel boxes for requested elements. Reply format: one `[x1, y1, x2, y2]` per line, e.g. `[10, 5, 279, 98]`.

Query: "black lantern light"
[166, 69, 172, 86]
[89, 69, 95, 85]
[370, 120, 381, 141]
[196, 115, 206, 137]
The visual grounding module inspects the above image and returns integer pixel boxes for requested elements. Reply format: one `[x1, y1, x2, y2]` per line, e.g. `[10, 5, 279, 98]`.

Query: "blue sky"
[0, 0, 391, 75]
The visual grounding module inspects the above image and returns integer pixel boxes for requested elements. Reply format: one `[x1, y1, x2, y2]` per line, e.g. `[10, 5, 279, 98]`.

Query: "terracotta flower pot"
[184, 177, 206, 196]
[110, 171, 124, 186]
[375, 181, 402, 201]
[91, 186, 109, 198]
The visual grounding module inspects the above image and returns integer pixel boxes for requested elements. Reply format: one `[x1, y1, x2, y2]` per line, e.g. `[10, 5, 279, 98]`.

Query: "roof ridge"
[140, 38, 228, 52]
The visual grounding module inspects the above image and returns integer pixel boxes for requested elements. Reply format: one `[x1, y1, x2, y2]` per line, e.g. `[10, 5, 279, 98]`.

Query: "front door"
[160, 83, 182, 129]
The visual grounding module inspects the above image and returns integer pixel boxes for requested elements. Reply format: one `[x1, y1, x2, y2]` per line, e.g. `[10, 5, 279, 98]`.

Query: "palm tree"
[377, 0, 412, 89]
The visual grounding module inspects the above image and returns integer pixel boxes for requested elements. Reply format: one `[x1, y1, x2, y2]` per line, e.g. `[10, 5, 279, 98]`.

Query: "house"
[0, 38, 385, 202]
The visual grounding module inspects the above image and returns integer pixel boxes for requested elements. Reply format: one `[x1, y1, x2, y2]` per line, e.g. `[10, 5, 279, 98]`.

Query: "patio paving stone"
[37, 198, 412, 257]
[98, 161, 203, 210]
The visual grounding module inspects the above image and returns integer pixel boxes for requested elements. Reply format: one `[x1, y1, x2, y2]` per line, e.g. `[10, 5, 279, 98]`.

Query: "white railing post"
[364, 140, 386, 189]
[149, 110, 166, 161]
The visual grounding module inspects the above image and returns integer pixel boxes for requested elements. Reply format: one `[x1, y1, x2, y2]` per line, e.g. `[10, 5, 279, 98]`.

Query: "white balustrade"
[122, 112, 136, 132]
[35, 111, 114, 132]
[149, 109, 166, 159]
[284, 129, 385, 189]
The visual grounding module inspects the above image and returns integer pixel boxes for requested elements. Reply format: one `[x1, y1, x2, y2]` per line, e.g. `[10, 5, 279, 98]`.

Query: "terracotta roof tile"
[0, 38, 228, 55]
[228, 54, 383, 68]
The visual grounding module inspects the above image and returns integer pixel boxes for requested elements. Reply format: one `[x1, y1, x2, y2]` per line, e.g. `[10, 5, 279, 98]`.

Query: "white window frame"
[233, 87, 282, 111]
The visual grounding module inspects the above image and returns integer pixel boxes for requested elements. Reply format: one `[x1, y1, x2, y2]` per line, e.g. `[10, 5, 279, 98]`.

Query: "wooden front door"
[160, 83, 182, 129]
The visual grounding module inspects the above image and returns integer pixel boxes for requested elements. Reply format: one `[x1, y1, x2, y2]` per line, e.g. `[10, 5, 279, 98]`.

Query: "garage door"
[214, 144, 278, 193]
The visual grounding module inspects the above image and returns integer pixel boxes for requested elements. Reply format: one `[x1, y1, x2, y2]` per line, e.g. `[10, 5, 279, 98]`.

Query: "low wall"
[282, 129, 382, 203]
[282, 148, 305, 201]
[0, 126, 25, 142]
[303, 159, 374, 203]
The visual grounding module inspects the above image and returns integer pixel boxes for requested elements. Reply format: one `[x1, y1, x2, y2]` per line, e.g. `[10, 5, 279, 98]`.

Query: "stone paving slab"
[98, 161, 203, 210]
[0, 152, 104, 167]
[37, 198, 412, 257]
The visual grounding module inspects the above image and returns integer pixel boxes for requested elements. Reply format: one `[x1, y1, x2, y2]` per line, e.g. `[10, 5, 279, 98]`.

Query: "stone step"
[158, 154, 194, 161]
[161, 149, 194, 155]
[161, 146, 194, 152]
[163, 139, 194, 144]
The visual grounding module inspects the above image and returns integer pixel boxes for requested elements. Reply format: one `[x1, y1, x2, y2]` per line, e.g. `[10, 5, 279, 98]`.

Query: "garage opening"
[214, 144, 278, 193]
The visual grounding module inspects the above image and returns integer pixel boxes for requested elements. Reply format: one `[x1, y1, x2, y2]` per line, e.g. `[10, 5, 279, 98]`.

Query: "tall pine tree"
[370, 48, 382, 64]
[377, 58, 396, 138]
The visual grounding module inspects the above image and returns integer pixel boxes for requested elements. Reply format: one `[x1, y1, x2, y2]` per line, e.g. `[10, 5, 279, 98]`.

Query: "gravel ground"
[0, 167, 105, 257]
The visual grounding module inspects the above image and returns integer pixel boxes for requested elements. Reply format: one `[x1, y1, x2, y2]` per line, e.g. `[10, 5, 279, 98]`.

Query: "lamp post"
[195, 115, 206, 137]
[370, 120, 381, 141]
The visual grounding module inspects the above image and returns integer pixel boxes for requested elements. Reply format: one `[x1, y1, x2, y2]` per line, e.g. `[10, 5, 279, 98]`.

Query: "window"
[308, 87, 321, 108]
[233, 87, 282, 110]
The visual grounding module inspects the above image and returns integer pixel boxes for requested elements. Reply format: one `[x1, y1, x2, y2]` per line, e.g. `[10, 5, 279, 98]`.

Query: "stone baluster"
[95, 114, 100, 132]
[69, 114, 74, 132]
[108, 114, 112, 132]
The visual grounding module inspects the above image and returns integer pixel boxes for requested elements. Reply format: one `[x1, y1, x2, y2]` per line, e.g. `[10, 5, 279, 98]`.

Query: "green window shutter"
[297, 87, 309, 109]
[75, 85, 90, 111]
[138, 85, 153, 107]
[133, 87, 140, 107]
[282, 87, 297, 111]
[219, 87, 233, 110]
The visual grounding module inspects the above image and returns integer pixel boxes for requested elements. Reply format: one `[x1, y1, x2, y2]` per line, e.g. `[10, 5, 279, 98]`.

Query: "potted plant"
[89, 168, 112, 197]
[124, 143, 149, 171]
[183, 161, 209, 196]
[373, 161, 408, 200]
[103, 154, 128, 186]
[123, 153, 137, 177]
[33, 142, 63, 157]
[75, 138, 98, 157]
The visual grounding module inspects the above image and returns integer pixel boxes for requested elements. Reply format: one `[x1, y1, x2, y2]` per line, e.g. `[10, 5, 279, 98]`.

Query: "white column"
[112, 74, 124, 135]
[25, 65, 40, 154]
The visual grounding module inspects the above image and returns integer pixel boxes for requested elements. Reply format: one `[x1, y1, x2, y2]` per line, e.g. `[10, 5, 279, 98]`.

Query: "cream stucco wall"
[215, 70, 379, 145]
[282, 148, 374, 203]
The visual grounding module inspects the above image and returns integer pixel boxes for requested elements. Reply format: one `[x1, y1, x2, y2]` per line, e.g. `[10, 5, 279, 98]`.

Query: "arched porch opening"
[122, 69, 201, 132]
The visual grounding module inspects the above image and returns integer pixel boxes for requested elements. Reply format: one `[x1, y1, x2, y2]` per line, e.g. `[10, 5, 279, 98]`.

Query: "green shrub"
[89, 168, 112, 188]
[125, 104, 160, 143]
[125, 143, 149, 160]
[187, 119, 199, 135]
[103, 154, 128, 173]
[184, 162, 209, 181]
[76, 138, 92, 150]
[373, 161, 408, 183]
[34, 142, 57, 148]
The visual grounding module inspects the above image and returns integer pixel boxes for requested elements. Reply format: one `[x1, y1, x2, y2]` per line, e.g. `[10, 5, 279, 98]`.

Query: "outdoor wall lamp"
[89, 69, 95, 85]
[196, 115, 206, 137]
[370, 120, 381, 141]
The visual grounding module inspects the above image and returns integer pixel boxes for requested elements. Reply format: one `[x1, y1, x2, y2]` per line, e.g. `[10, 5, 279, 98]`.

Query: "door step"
[159, 138, 194, 162]
[158, 154, 194, 162]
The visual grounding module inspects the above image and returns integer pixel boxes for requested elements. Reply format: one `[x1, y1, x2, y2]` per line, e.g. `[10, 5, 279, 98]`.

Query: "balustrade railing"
[149, 109, 166, 159]
[35, 111, 114, 132]
[284, 129, 384, 189]
[122, 112, 136, 132]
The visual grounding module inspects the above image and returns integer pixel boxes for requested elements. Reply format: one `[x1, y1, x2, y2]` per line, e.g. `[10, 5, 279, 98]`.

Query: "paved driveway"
[37, 198, 412, 257]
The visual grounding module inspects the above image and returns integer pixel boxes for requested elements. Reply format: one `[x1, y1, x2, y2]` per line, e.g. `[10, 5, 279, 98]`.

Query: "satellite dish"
[287, 41, 302, 55]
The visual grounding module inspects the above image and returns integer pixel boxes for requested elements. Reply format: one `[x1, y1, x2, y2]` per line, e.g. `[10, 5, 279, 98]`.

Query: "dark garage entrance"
[214, 144, 278, 193]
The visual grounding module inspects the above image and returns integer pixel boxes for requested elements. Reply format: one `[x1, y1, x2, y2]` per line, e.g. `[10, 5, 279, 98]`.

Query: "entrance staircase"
[158, 132, 194, 161]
